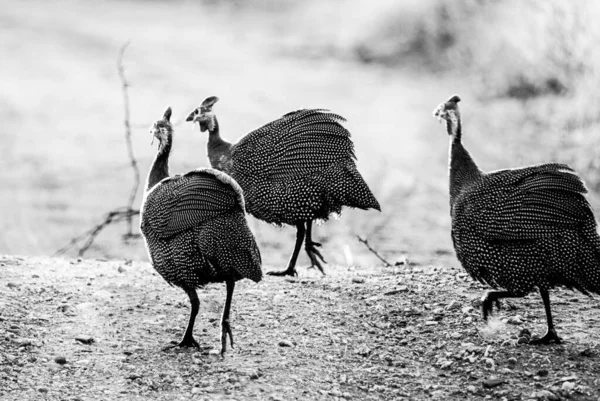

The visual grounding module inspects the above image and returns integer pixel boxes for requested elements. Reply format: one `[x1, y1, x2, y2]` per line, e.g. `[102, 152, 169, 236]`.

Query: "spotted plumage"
[187, 97, 380, 276]
[140, 107, 262, 355]
[434, 95, 600, 344]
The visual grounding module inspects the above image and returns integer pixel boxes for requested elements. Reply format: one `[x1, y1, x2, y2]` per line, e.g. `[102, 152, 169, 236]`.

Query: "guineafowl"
[434, 95, 600, 344]
[186, 96, 380, 277]
[140, 107, 262, 355]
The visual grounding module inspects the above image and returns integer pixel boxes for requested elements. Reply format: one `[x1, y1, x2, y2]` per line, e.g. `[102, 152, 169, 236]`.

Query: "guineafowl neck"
[206, 119, 233, 173]
[146, 137, 172, 191]
[449, 137, 482, 206]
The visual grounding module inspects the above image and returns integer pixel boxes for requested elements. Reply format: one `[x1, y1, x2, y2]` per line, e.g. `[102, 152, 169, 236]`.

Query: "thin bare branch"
[54, 208, 140, 257]
[54, 42, 142, 257]
[117, 41, 140, 237]
[356, 235, 393, 267]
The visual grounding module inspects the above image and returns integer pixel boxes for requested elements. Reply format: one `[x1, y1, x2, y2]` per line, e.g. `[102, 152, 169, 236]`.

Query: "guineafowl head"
[149, 107, 173, 146]
[433, 95, 461, 138]
[186, 96, 219, 133]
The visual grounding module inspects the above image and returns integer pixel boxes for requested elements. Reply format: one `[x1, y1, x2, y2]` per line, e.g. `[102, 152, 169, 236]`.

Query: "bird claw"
[162, 335, 200, 351]
[529, 328, 562, 345]
[220, 320, 234, 357]
[266, 268, 298, 277]
[306, 241, 327, 274]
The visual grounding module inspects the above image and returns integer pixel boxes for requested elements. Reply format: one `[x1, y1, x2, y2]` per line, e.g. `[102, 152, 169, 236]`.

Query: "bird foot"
[305, 241, 326, 275]
[220, 320, 234, 357]
[162, 335, 200, 351]
[481, 294, 502, 320]
[529, 328, 562, 345]
[266, 268, 298, 277]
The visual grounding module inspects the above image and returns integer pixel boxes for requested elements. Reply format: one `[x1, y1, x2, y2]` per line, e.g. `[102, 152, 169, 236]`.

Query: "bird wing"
[460, 164, 592, 241]
[144, 169, 241, 238]
[232, 109, 356, 180]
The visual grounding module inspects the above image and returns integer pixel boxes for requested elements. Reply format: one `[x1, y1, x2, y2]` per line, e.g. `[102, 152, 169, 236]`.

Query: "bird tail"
[558, 221, 600, 296]
[327, 162, 381, 212]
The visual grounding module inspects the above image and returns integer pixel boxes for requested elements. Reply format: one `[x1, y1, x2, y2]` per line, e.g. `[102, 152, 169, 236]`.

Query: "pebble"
[75, 336, 94, 345]
[484, 358, 495, 368]
[38, 388, 48, 393]
[466, 385, 477, 393]
[352, 277, 365, 284]
[562, 381, 575, 391]
[507, 357, 517, 365]
[6, 282, 19, 289]
[446, 300, 460, 311]
[506, 315, 523, 325]
[518, 328, 531, 338]
[536, 369, 549, 377]
[530, 389, 559, 400]
[191, 387, 202, 394]
[517, 336, 529, 345]
[450, 332, 462, 339]
[54, 356, 67, 365]
[482, 378, 506, 388]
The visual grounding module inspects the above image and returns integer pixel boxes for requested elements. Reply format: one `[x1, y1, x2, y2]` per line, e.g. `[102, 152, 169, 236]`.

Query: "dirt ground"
[2, 254, 600, 401]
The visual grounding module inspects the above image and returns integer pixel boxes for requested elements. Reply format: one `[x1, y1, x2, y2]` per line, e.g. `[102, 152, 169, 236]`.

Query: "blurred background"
[2, 0, 600, 268]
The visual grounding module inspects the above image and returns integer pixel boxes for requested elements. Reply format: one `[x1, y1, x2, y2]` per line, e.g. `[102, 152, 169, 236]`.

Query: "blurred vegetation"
[331, 0, 600, 191]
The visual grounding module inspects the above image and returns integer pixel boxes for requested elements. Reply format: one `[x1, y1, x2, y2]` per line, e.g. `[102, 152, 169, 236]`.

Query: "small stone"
[278, 340, 293, 347]
[38, 388, 48, 393]
[531, 390, 558, 401]
[507, 315, 523, 325]
[562, 381, 575, 391]
[507, 357, 517, 365]
[13, 338, 33, 347]
[466, 385, 477, 393]
[482, 378, 506, 388]
[352, 277, 365, 284]
[517, 336, 529, 345]
[484, 358, 494, 368]
[536, 369, 549, 377]
[118, 266, 126, 273]
[450, 332, 462, 340]
[6, 282, 19, 289]
[75, 336, 94, 345]
[518, 328, 531, 338]
[191, 387, 202, 394]
[54, 356, 67, 365]
[446, 300, 461, 311]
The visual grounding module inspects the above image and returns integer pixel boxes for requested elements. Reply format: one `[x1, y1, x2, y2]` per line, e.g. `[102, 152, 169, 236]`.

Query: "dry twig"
[356, 235, 393, 267]
[117, 41, 141, 240]
[54, 42, 141, 257]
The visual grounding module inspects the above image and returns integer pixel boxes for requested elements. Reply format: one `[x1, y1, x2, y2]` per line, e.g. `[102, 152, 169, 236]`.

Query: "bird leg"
[481, 290, 522, 320]
[529, 289, 562, 345]
[164, 287, 200, 350]
[267, 222, 306, 277]
[305, 220, 326, 274]
[220, 280, 235, 356]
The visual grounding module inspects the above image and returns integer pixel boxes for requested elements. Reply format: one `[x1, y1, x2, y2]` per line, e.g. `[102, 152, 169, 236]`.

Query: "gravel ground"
[1, 254, 600, 400]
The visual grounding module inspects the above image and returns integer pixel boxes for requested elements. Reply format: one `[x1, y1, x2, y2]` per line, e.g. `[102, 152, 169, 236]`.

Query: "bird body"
[142, 171, 261, 287]
[140, 107, 261, 354]
[435, 95, 600, 343]
[188, 97, 380, 276]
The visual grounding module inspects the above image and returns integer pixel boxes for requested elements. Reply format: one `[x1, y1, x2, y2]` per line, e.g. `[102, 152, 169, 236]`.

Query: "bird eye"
[195, 109, 199, 115]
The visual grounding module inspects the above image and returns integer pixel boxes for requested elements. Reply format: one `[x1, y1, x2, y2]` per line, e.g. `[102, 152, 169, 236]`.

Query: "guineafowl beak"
[433, 104, 447, 123]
